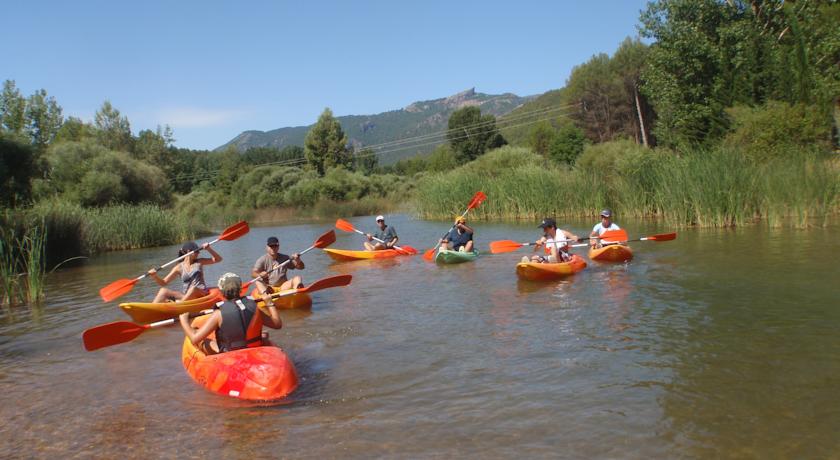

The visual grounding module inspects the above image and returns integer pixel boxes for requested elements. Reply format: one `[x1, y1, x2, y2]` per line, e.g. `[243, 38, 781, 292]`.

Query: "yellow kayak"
[323, 248, 404, 261]
[119, 289, 222, 323]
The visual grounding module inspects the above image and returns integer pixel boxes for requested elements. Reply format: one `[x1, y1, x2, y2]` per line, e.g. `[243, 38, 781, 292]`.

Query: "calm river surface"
[1, 214, 838, 458]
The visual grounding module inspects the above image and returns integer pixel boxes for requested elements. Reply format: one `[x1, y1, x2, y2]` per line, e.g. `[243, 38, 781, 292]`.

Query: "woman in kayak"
[147, 241, 222, 303]
[439, 216, 474, 252]
[179, 272, 282, 354]
[522, 217, 580, 263]
[252, 236, 305, 294]
[589, 209, 621, 248]
[364, 215, 399, 251]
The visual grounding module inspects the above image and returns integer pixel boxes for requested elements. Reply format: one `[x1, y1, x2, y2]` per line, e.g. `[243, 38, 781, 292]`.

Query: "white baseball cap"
[375, 215, 385, 222]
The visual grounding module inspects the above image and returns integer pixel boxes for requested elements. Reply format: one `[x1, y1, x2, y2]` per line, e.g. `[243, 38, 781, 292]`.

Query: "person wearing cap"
[522, 218, 580, 264]
[364, 215, 398, 251]
[439, 216, 474, 252]
[147, 241, 222, 303]
[179, 272, 282, 354]
[590, 209, 621, 248]
[252, 236, 305, 295]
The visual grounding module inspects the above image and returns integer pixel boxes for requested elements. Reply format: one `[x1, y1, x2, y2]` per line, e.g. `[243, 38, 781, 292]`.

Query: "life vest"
[214, 297, 263, 352]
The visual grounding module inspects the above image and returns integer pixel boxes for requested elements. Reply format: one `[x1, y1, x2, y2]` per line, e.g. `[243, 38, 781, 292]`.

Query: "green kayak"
[435, 248, 479, 264]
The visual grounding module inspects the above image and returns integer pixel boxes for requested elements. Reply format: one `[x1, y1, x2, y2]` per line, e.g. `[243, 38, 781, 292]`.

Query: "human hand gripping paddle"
[422, 191, 487, 261]
[98, 221, 250, 302]
[334, 219, 418, 255]
[83, 274, 353, 351]
[489, 229, 628, 254]
[239, 229, 337, 294]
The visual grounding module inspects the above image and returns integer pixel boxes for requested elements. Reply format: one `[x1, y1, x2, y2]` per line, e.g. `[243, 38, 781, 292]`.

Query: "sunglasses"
[268, 244, 279, 248]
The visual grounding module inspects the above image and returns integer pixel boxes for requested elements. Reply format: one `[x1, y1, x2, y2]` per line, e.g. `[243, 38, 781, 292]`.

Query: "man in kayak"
[589, 209, 621, 248]
[179, 272, 282, 354]
[364, 215, 399, 251]
[439, 216, 474, 252]
[252, 236, 305, 295]
[523, 217, 580, 263]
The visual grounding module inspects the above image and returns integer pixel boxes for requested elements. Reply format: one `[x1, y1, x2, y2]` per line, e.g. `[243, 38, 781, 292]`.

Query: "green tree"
[0, 80, 27, 135]
[353, 148, 378, 175]
[0, 135, 35, 207]
[54, 117, 95, 143]
[447, 106, 507, 162]
[528, 121, 557, 157]
[94, 101, 132, 151]
[304, 108, 351, 175]
[549, 124, 587, 165]
[25, 89, 63, 151]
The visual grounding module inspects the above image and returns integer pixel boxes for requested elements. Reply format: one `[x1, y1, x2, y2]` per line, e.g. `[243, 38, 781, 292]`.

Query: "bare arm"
[198, 243, 222, 265]
[180, 311, 221, 347]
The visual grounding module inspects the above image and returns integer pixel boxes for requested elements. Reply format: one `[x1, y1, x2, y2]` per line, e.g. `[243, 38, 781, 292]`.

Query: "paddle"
[335, 219, 418, 255]
[423, 191, 487, 261]
[568, 231, 678, 248]
[240, 229, 337, 293]
[83, 274, 353, 351]
[98, 221, 249, 302]
[489, 229, 627, 254]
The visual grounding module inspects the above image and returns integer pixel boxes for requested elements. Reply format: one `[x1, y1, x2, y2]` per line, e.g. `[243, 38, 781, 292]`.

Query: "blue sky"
[2, 0, 648, 150]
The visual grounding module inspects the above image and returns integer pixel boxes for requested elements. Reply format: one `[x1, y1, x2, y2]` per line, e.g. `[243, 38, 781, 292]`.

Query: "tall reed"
[0, 229, 18, 306]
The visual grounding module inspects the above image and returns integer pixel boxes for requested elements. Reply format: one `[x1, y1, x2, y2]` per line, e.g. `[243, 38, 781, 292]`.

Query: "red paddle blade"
[423, 247, 436, 261]
[397, 245, 418, 255]
[599, 229, 629, 243]
[219, 220, 249, 241]
[335, 219, 356, 233]
[314, 230, 336, 248]
[645, 232, 677, 241]
[467, 191, 487, 210]
[99, 278, 139, 302]
[296, 275, 352, 295]
[82, 321, 149, 351]
[489, 240, 524, 254]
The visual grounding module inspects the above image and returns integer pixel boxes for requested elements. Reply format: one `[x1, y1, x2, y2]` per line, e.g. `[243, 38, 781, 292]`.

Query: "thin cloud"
[157, 107, 248, 128]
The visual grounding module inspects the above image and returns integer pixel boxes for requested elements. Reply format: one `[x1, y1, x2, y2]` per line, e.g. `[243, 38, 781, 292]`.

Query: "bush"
[548, 124, 587, 165]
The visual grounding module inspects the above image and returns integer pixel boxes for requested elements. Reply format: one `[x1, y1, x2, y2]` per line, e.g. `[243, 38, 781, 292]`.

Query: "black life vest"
[214, 297, 263, 352]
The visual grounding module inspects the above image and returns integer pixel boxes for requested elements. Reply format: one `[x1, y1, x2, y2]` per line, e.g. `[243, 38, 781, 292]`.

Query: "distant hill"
[497, 88, 576, 147]
[217, 88, 535, 164]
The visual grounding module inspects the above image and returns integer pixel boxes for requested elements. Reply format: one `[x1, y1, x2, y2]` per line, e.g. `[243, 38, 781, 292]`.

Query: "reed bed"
[414, 145, 840, 227]
[0, 223, 47, 306]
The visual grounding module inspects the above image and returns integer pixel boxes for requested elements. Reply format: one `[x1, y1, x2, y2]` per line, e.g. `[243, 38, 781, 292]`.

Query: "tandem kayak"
[119, 289, 222, 323]
[515, 255, 587, 281]
[588, 244, 633, 262]
[181, 315, 298, 402]
[323, 248, 406, 261]
[435, 248, 479, 264]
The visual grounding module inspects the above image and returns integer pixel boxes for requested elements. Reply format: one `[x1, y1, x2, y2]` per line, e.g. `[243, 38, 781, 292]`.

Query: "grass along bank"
[413, 145, 840, 227]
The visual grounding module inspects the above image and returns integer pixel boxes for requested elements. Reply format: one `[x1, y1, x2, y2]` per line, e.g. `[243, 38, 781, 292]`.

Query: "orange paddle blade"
[489, 240, 525, 254]
[99, 278, 140, 303]
[423, 247, 437, 261]
[335, 219, 356, 233]
[644, 232, 677, 241]
[598, 229, 628, 243]
[396, 245, 418, 255]
[219, 220, 249, 241]
[82, 321, 150, 351]
[467, 191, 487, 210]
[314, 230, 337, 248]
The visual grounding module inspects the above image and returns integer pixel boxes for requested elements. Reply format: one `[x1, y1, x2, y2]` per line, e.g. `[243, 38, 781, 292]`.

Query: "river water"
[1, 214, 838, 458]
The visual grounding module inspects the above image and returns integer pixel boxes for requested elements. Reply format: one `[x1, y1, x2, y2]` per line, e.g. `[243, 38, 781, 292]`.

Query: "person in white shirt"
[521, 217, 580, 263]
[590, 209, 621, 248]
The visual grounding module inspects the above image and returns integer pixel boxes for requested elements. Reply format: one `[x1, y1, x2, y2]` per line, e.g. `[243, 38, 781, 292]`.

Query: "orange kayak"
[323, 248, 404, 261]
[119, 289, 222, 323]
[250, 287, 313, 309]
[588, 244, 633, 262]
[181, 315, 298, 402]
[516, 255, 587, 281]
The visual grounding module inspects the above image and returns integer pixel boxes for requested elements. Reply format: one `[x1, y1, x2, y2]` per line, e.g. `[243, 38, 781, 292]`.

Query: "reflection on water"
[1, 216, 839, 457]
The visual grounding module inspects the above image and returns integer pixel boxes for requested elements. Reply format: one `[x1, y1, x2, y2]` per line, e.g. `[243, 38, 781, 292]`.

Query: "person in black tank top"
[179, 272, 283, 354]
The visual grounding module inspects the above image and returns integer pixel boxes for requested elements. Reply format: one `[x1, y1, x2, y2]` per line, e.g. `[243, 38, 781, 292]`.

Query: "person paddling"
[179, 272, 282, 354]
[589, 209, 621, 249]
[364, 215, 399, 251]
[252, 236, 304, 294]
[147, 241, 222, 303]
[439, 216, 474, 252]
[522, 217, 580, 264]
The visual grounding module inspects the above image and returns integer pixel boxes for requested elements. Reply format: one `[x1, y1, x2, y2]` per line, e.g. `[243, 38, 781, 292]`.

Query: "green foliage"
[0, 80, 27, 134]
[241, 145, 304, 165]
[94, 101, 132, 152]
[548, 124, 587, 165]
[575, 139, 651, 176]
[0, 135, 36, 207]
[24, 89, 63, 151]
[499, 89, 574, 147]
[447, 106, 507, 162]
[304, 108, 351, 175]
[724, 101, 833, 161]
[353, 148, 378, 174]
[54, 117, 95, 144]
[42, 141, 172, 206]
[528, 121, 555, 156]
